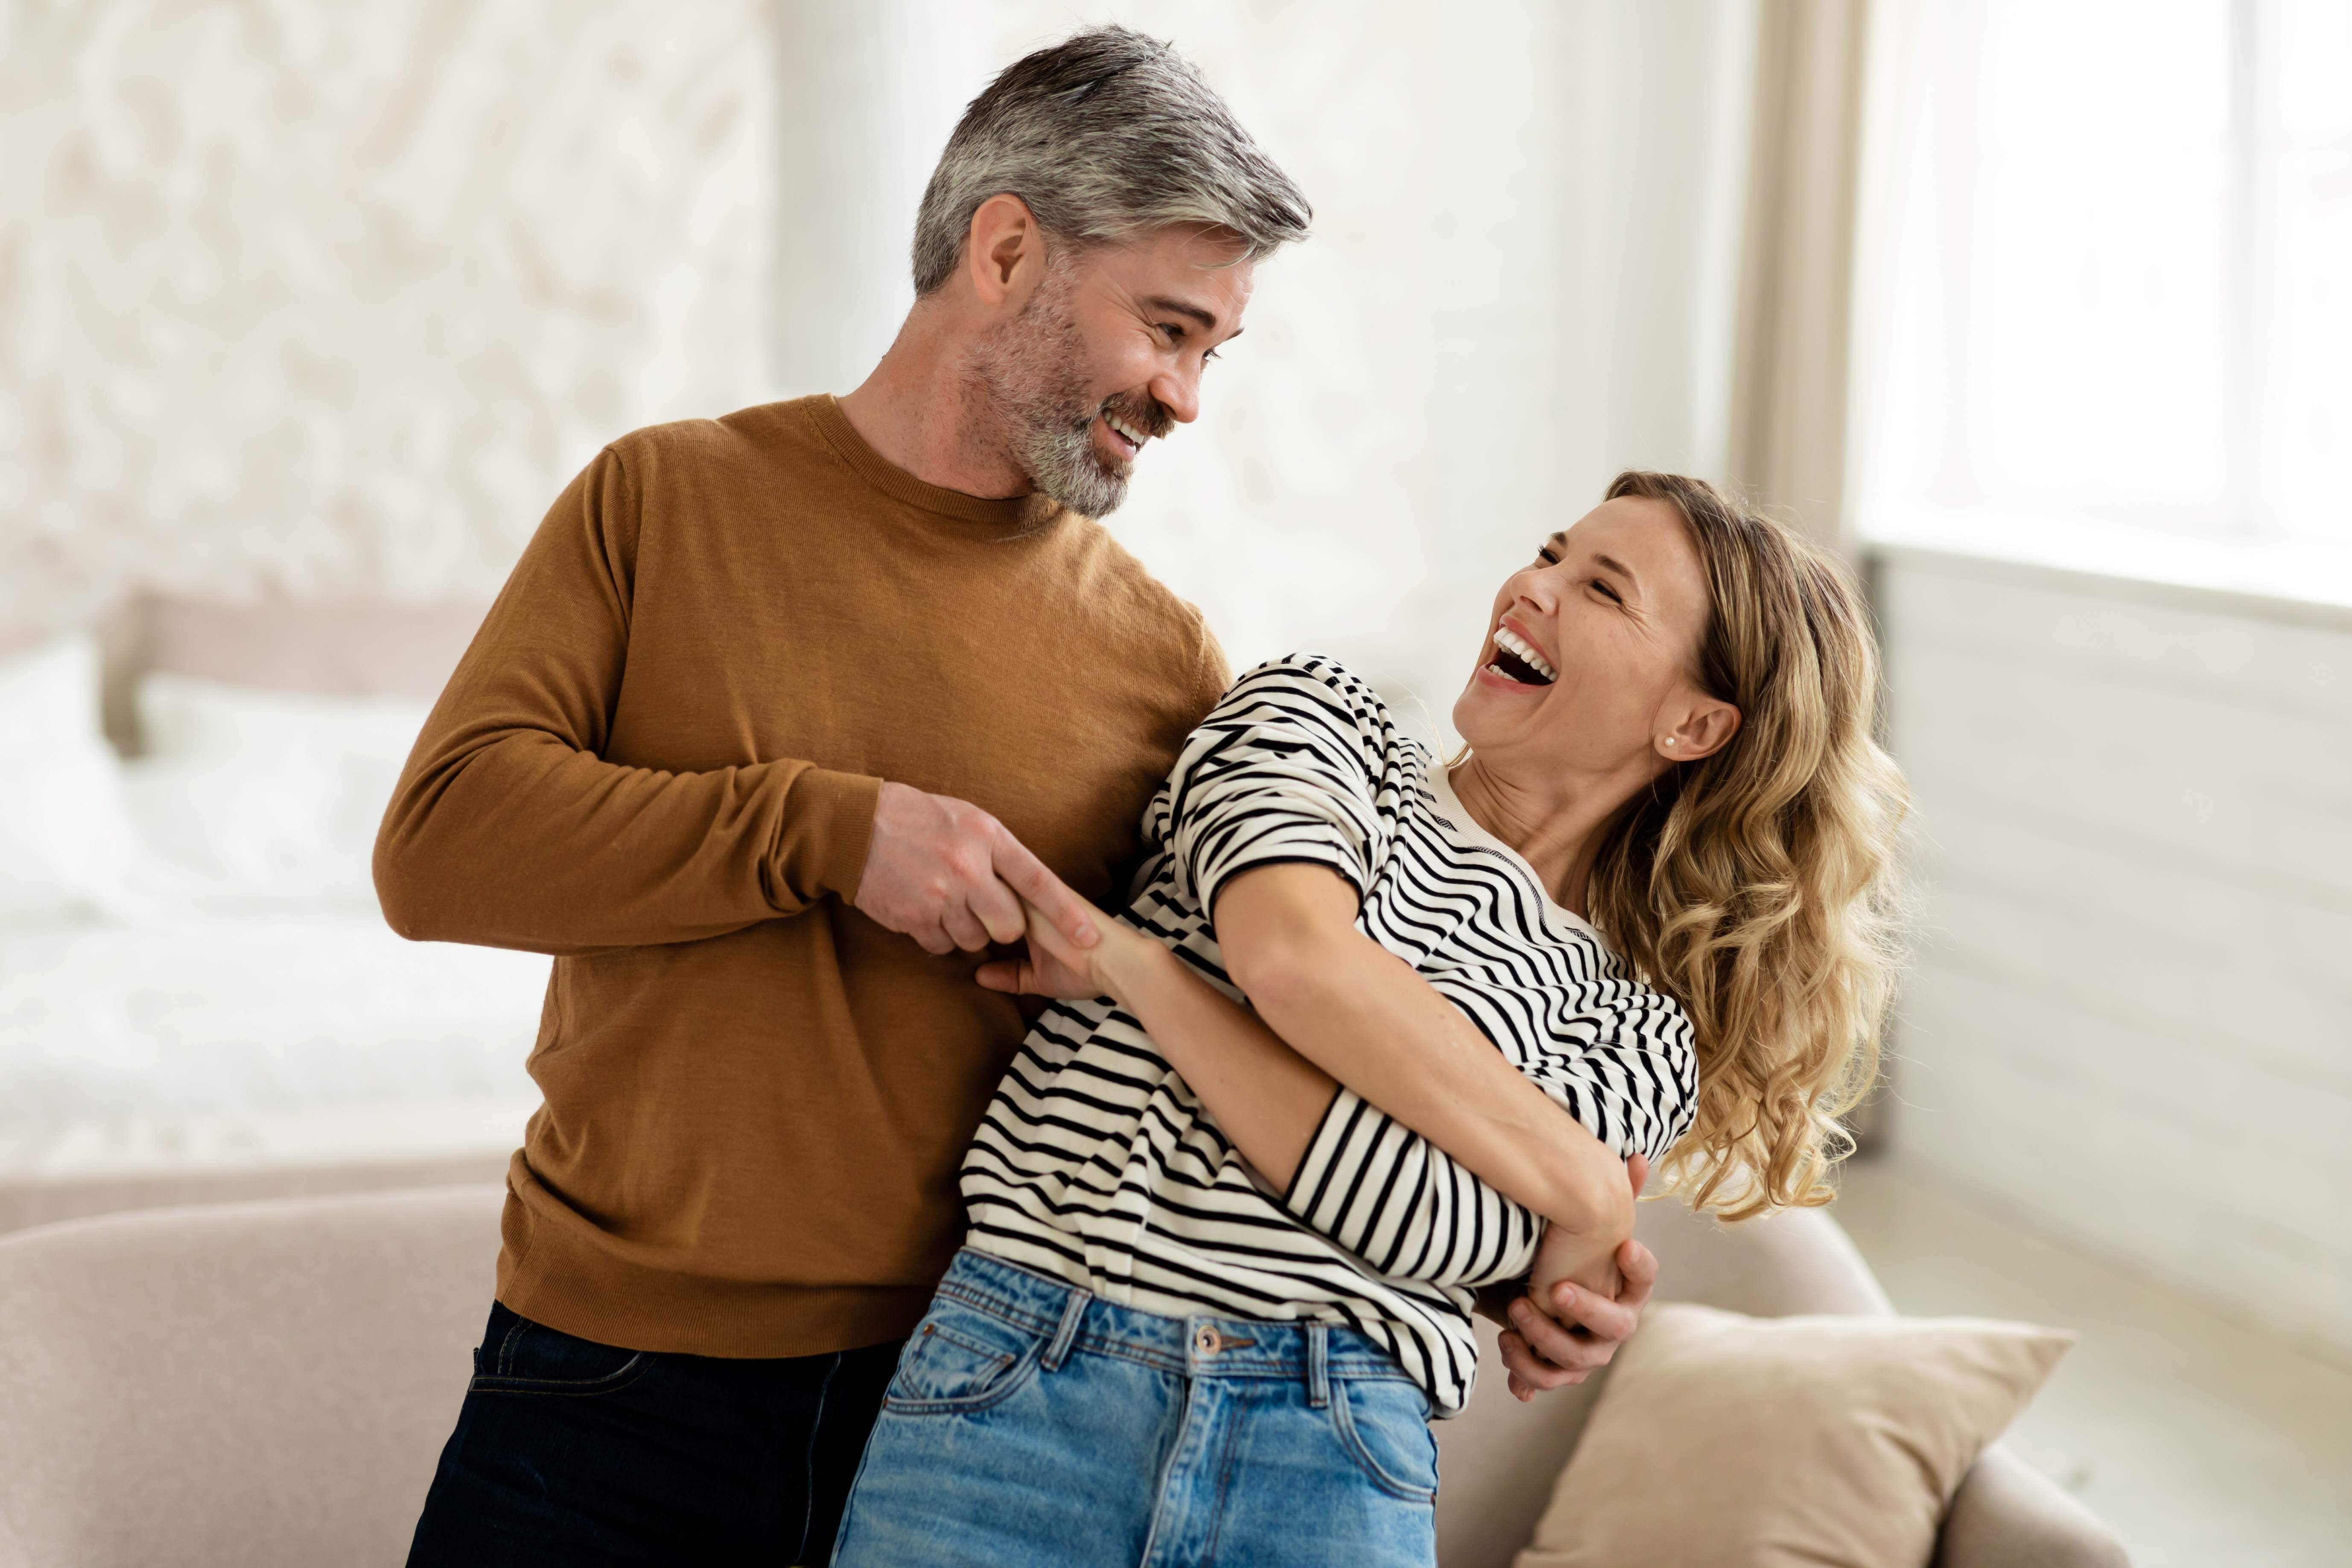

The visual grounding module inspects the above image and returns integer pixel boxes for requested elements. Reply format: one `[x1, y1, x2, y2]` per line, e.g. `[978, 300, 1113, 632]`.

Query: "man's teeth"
[1493, 626, 1557, 682]
[1106, 414, 1148, 449]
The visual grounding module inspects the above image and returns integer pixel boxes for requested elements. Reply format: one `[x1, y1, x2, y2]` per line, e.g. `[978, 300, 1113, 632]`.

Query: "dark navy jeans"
[406, 1300, 903, 1567]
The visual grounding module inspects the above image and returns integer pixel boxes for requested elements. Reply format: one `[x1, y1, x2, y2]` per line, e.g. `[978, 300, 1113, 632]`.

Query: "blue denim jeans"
[831, 1249, 1439, 1568]
[406, 1300, 902, 1567]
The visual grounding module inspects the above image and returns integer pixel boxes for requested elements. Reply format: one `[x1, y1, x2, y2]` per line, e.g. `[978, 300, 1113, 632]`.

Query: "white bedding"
[0, 911, 547, 1181]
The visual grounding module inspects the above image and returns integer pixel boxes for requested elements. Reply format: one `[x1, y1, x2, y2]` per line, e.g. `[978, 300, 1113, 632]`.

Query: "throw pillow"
[1512, 1302, 2073, 1568]
[0, 634, 128, 923]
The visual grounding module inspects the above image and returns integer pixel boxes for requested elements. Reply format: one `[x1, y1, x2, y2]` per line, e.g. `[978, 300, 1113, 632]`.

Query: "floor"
[1830, 1156, 2352, 1568]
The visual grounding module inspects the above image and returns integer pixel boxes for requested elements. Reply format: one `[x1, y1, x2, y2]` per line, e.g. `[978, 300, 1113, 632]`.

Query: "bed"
[0, 596, 548, 1232]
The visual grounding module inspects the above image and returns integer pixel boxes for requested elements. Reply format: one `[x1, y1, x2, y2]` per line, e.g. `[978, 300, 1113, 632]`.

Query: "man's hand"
[853, 782, 1098, 958]
[1497, 1154, 1657, 1402]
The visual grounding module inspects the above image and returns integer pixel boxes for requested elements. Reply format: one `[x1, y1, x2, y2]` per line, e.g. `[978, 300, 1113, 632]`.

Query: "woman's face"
[1451, 496, 1722, 783]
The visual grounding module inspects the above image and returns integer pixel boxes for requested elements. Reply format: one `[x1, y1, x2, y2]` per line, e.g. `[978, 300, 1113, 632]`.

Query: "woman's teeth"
[1492, 625, 1557, 683]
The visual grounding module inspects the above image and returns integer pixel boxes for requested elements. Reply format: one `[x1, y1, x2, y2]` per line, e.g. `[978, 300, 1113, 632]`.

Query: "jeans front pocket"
[468, 1302, 651, 1397]
[1329, 1376, 1440, 1505]
[883, 1296, 1046, 1413]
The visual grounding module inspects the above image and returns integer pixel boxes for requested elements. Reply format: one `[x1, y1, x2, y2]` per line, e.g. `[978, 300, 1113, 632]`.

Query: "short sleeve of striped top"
[1145, 655, 1390, 914]
[961, 654, 1700, 1415]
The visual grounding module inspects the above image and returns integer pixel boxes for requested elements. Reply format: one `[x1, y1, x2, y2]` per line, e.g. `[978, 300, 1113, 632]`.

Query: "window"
[1858, 0, 2352, 545]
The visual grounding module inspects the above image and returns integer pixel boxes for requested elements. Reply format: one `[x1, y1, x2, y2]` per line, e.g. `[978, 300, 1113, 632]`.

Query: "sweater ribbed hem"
[495, 1170, 937, 1358]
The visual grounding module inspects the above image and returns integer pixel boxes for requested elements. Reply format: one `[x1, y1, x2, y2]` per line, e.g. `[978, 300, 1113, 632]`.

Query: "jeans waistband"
[939, 1247, 1418, 1387]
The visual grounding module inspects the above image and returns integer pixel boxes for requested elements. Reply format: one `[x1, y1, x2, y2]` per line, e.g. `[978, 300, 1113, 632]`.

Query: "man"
[387, 26, 1651, 1565]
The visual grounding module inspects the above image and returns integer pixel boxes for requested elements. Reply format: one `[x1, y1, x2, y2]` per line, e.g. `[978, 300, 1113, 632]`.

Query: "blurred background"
[0, 2, 2345, 1561]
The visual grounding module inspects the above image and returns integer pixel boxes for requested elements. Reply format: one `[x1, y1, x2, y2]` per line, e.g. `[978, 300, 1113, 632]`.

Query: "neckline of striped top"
[1421, 759, 1602, 942]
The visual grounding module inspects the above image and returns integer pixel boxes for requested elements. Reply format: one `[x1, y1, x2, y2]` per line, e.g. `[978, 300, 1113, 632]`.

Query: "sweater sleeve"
[1278, 981, 1701, 1288]
[371, 445, 882, 956]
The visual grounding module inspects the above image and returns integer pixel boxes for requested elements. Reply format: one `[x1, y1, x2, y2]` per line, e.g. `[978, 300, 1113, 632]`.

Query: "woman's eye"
[1536, 546, 1561, 565]
[1591, 578, 1623, 604]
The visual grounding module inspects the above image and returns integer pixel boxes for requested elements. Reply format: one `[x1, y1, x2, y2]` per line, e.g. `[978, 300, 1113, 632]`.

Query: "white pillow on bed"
[112, 675, 432, 913]
[0, 635, 128, 924]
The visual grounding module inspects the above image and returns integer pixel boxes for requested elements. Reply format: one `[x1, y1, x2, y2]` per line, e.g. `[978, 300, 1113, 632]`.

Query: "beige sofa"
[0, 1184, 2126, 1568]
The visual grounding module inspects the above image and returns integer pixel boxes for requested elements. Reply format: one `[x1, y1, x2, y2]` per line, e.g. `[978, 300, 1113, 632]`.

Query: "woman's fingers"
[1613, 1237, 1659, 1309]
[1510, 1296, 1617, 1375]
[1541, 1282, 1636, 1352]
[992, 829, 1098, 947]
[1497, 1328, 1591, 1393]
[1019, 896, 1092, 972]
[974, 959, 1025, 993]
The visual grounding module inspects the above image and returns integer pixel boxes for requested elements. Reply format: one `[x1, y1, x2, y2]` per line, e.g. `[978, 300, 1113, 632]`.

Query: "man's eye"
[1158, 322, 1186, 343]
[1202, 347, 1220, 365]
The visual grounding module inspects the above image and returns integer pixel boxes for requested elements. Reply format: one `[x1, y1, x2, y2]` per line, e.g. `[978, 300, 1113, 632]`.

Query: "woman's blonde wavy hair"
[1582, 472, 1911, 1221]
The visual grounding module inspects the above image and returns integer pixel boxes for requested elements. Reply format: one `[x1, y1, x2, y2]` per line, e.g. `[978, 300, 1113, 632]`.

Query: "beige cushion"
[1435, 1200, 1890, 1568]
[1512, 1303, 2074, 1568]
[0, 1185, 502, 1568]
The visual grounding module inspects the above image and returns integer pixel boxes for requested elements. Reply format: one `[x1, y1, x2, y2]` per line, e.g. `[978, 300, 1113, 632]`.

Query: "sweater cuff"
[774, 765, 886, 906]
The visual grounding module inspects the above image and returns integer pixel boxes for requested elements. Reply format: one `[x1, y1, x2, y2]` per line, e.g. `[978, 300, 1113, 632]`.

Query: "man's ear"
[964, 193, 1044, 311]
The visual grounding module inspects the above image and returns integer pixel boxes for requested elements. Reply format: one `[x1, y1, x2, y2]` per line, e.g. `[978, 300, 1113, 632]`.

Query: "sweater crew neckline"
[805, 394, 1068, 534]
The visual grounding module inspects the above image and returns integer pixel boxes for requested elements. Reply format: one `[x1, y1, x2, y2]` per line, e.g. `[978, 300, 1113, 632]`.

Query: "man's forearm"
[375, 724, 879, 955]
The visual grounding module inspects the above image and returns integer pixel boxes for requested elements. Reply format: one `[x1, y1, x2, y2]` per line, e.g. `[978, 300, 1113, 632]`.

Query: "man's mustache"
[1089, 392, 1175, 442]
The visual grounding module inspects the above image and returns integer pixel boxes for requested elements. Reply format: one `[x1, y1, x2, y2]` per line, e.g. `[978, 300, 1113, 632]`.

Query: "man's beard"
[972, 264, 1172, 518]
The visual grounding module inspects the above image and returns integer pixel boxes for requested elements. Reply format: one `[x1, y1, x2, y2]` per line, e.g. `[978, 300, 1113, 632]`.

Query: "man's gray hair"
[911, 26, 1311, 296]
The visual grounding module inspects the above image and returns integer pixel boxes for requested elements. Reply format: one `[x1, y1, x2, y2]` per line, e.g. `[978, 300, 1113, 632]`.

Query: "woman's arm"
[987, 888, 1633, 1295]
[1210, 861, 1638, 1253]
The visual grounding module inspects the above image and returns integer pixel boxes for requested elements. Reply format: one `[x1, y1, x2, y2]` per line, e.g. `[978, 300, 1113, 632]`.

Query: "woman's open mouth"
[1485, 624, 1557, 686]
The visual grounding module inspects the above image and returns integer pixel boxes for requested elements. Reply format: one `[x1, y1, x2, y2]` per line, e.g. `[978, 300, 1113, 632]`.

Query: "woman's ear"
[1660, 697, 1740, 763]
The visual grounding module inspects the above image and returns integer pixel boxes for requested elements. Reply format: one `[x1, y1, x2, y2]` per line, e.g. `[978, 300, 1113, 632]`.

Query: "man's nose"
[1151, 364, 1201, 425]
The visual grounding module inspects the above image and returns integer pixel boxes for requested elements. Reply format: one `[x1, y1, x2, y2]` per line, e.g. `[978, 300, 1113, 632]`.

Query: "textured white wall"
[0, 0, 778, 629]
[0, 0, 1754, 721]
[1881, 549, 2352, 1368]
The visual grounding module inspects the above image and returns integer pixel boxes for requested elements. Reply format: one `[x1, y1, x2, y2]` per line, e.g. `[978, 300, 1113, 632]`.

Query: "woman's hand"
[975, 892, 1164, 1004]
[1506, 1153, 1649, 1401]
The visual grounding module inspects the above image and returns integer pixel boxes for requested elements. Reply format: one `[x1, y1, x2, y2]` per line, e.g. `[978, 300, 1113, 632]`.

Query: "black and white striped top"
[962, 656, 1698, 1414]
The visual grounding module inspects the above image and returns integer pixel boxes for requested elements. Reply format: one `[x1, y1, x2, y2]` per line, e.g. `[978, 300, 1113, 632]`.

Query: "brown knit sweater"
[375, 396, 1228, 1358]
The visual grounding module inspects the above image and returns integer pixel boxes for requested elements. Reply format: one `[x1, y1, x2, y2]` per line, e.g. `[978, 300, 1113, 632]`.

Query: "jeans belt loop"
[1306, 1322, 1330, 1409]
[1042, 1285, 1090, 1372]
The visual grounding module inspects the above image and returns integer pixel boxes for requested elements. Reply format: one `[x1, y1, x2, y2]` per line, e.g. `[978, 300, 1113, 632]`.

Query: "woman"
[829, 472, 1908, 1567]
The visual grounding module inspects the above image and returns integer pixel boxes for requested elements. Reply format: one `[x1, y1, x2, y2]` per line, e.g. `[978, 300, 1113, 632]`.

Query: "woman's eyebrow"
[1593, 552, 1641, 593]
